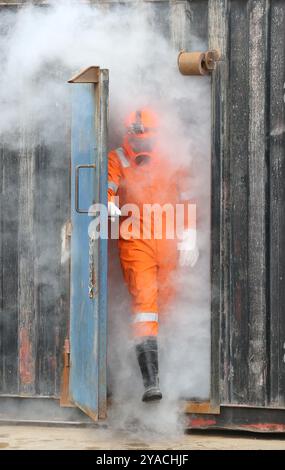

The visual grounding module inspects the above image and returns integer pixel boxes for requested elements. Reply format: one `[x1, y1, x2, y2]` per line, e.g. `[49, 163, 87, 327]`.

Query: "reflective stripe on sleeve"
[108, 180, 118, 193]
[133, 312, 158, 323]
[115, 147, 130, 168]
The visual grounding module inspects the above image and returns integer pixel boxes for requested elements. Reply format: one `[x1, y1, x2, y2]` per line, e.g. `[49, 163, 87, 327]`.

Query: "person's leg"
[157, 238, 178, 317]
[119, 239, 158, 334]
[119, 239, 162, 401]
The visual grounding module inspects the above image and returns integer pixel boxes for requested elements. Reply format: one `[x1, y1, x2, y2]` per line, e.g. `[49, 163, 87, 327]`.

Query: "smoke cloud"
[0, 0, 210, 439]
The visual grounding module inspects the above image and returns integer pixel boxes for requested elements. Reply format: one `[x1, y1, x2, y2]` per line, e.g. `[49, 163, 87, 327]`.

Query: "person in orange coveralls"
[108, 108, 199, 402]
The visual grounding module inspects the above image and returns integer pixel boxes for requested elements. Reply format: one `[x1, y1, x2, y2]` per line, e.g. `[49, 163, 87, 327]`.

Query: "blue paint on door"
[69, 76, 108, 420]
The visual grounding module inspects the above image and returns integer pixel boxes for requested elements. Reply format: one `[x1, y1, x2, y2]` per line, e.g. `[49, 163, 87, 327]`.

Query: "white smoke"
[0, 0, 211, 440]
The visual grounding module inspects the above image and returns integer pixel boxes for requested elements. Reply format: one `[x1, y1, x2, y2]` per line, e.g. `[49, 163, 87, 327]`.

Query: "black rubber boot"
[136, 337, 162, 402]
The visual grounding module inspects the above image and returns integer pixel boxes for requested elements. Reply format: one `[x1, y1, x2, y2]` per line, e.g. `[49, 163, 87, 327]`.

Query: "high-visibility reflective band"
[180, 191, 192, 201]
[108, 180, 118, 193]
[115, 147, 130, 168]
[133, 312, 158, 323]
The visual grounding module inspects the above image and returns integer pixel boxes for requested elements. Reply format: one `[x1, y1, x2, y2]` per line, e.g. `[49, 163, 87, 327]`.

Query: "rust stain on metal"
[60, 338, 74, 408]
[19, 327, 33, 385]
[49, 355, 57, 371]
[184, 400, 220, 415]
[205, 49, 221, 70]
[68, 66, 100, 84]
[240, 423, 285, 432]
[75, 402, 98, 422]
[189, 417, 217, 428]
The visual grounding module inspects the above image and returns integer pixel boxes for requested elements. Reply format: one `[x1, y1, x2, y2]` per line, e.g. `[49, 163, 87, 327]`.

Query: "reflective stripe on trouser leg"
[133, 312, 158, 337]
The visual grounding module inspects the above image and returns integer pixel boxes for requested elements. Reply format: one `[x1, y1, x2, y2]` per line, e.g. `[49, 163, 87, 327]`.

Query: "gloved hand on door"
[178, 228, 199, 267]
[108, 201, 121, 222]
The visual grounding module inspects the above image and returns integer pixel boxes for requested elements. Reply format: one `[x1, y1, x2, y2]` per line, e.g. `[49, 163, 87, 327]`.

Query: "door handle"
[75, 164, 96, 214]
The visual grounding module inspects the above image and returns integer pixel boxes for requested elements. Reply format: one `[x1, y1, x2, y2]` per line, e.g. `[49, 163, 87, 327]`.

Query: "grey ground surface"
[0, 425, 285, 450]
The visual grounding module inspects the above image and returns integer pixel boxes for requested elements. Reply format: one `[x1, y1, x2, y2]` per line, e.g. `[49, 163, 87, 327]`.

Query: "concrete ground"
[0, 425, 285, 450]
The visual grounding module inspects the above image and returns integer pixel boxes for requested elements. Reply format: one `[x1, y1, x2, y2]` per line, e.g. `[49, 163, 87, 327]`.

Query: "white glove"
[178, 228, 199, 267]
[108, 201, 121, 222]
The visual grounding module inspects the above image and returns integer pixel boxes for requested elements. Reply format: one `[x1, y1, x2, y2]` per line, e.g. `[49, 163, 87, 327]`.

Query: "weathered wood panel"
[0, 116, 70, 397]
[211, 0, 285, 408]
[208, 0, 229, 409]
[0, 137, 70, 397]
[228, 0, 250, 404]
[0, 147, 19, 394]
[247, 0, 268, 406]
[34, 141, 70, 397]
[269, 0, 285, 407]
[18, 134, 37, 395]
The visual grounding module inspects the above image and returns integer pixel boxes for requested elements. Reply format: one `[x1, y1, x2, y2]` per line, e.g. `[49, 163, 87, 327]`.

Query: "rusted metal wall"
[3, 0, 284, 415]
[0, 141, 70, 396]
[0, 4, 71, 396]
[0, 0, 208, 400]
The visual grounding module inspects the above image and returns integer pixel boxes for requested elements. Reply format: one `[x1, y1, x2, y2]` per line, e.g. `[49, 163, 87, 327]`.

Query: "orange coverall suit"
[108, 145, 193, 339]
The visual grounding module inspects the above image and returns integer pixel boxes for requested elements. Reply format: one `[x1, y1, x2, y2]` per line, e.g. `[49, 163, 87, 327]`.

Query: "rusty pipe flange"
[205, 49, 221, 70]
[178, 49, 220, 76]
[178, 51, 208, 76]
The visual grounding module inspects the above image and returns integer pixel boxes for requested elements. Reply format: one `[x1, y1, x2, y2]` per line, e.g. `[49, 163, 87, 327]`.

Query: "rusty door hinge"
[60, 338, 74, 407]
[63, 338, 70, 368]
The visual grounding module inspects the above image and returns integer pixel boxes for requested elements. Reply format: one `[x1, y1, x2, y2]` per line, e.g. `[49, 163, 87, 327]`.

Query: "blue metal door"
[69, 67, 108, 420]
